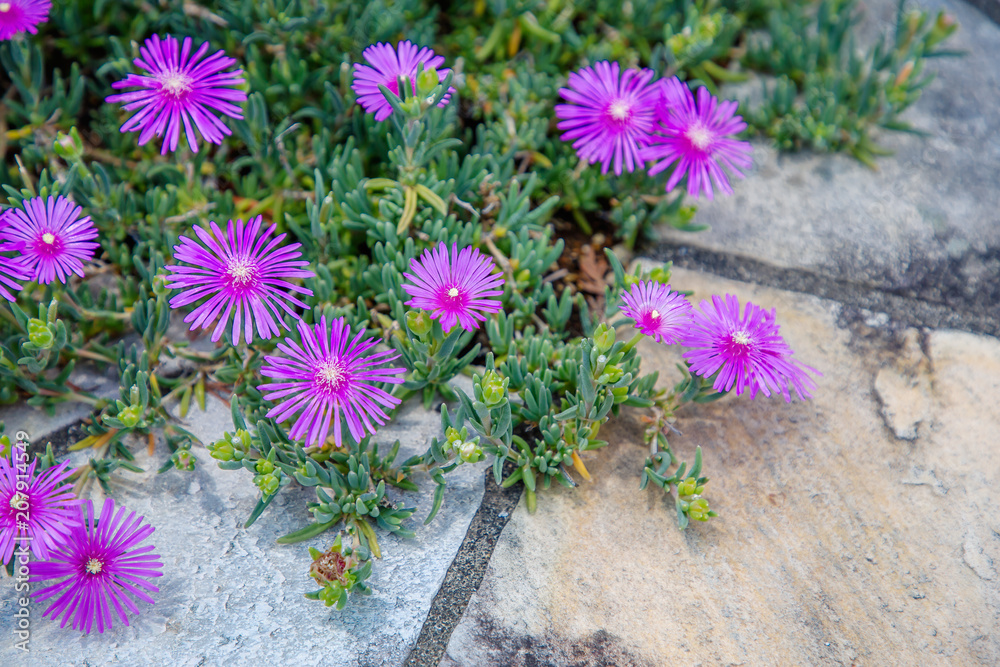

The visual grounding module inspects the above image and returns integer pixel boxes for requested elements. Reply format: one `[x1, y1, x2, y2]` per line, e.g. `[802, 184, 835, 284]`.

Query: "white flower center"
[9, 492, 27, 510]
[608, 100, 631, 121]
[732, 330, 751, 345]
[158, 71, 193, 98]
[0, 3, 11, 13]
[316, 360, 346, 389]
[447, 287, 460, 298]
[650, 309, 660, 319]
[686, 123, 714, 150]
[86, 558, 103, 574]
[227, 258, 256, 286]
[42, 232, 56, 244]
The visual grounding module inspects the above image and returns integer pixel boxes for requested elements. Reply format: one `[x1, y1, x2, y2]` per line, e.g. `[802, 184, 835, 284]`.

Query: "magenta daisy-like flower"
[106, 34, 247, 154]
[0, 211, 29, 301]
[619, 281, 692, 344]
[30, 498, 163, 634]
[683, 294, 819, 401]
[554, 61, 661, 176]
[0, 195, 99, 284]
[640, 77, 753, 200]
[0, 457, 80, 563]
[165, 215, 315, 345]
[402, 243, 504, 333]
[0, 0, 50, 40]
[258, 316, 407, 447]
[352, 40, 454, 121]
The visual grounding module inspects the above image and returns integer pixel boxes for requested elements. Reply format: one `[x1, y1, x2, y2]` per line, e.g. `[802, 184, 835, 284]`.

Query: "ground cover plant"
[0, 0, 954, 629]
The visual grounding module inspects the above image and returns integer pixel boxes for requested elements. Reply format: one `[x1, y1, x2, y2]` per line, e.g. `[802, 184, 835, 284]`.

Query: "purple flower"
[30, 498, 163, 634]
[258, 316, 407, 448]
[640, 77, 753, 200]
[352, 40, 454, 121]
[0, 0, 50, 40]
[619, 281, 692, 344]
[554, 61, 661, 176]
[0, 195, 99, 284]
[402, 243, 504, 333]
[0, 211, 29, 301]
[0, 457, 80, 563]
[683, 294, 819, 401]
[106, 34, 247, 154]
[165, 215, 315, 345]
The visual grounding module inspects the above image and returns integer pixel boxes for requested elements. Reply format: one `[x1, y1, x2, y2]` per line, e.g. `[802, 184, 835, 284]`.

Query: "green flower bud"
[27, 319, 54, 349]
[416, 67, 440, 96]
[129, 384, 141, 406]
[255, 473, 280, 496]
[52, 127, 85, 160]
[209, 440, 235, 461]
[593, 323, 616, 354]
[458, 440, 483, 463]
[172, 449, 196, 471]
[406, 310, 432, 336]
[256, 459, 275, 475]
[515, 268, 531, 284]
[687, 497, 712, 522]
[677, 477, 698, 498]
[481, 370, 508, 408]
[119, 405, 142, 428]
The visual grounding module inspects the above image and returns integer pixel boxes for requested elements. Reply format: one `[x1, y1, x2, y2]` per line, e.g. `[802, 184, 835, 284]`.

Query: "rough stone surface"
[441, 267, 1000, 666]
[0, 393, 486, 667]
[656, 0, 1000, 315]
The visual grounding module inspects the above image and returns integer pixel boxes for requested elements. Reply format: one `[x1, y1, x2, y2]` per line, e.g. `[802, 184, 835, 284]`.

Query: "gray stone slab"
[0, 389, 486, 667]
[656, 0, 1000, 312]
[441, 267, 1000, 666]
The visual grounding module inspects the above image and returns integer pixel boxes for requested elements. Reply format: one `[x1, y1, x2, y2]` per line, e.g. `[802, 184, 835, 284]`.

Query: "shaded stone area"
[656, 0, 1000, 315]
[0, 394, 487, 667]
[441, 267, 1000, 666]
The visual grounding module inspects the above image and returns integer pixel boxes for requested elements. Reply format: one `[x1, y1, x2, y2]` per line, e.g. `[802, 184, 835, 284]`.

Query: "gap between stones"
[650, 241, 1000, 337]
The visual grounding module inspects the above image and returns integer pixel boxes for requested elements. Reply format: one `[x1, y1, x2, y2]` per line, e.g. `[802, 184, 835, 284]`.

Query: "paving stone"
[441, 266, 1000, 666]
[655, 0, 1000, 313]
[0, 390, 486, 667]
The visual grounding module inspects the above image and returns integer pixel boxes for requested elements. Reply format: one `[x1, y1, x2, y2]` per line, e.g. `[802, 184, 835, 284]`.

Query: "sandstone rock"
[441, 267, 1000, 666]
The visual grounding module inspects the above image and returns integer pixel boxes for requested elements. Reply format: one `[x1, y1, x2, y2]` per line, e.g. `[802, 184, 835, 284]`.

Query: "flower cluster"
[620, 281, 818, 401]
[0, 442, 162, 634]
[556, 63, 753, 199]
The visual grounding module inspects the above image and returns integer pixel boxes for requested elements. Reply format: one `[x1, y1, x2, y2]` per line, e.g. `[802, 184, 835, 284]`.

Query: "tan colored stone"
[441, 267, 1000, 667]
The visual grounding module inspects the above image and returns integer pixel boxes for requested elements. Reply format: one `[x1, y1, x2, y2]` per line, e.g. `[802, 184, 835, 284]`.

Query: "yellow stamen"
[447, 287, 459, 298]
[650, 309, 660, 319]
[732, 330, 750, 345]
[86, 558, 103, 574]
[9, 492, 27, 510]
[0, 4, 10, 12]
[42, 232, 56, 244]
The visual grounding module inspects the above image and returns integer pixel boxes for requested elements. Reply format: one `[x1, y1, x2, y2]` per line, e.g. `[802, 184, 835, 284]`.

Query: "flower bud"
[593, 323, 616, 354]
[677, 477, 698, 498]
[417, 67, 440, 96]
[255, 473, 280, 496]
[256, 459, 275, 475]
[458, 440, 483, 463]
[119, 405, 142, 428]
[687, 497, 712, 522]
[27, 319, 54, 349]
[480, 370, 508, 407]
[172, 449, 196, 471]
[406, 310, 432, 336]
